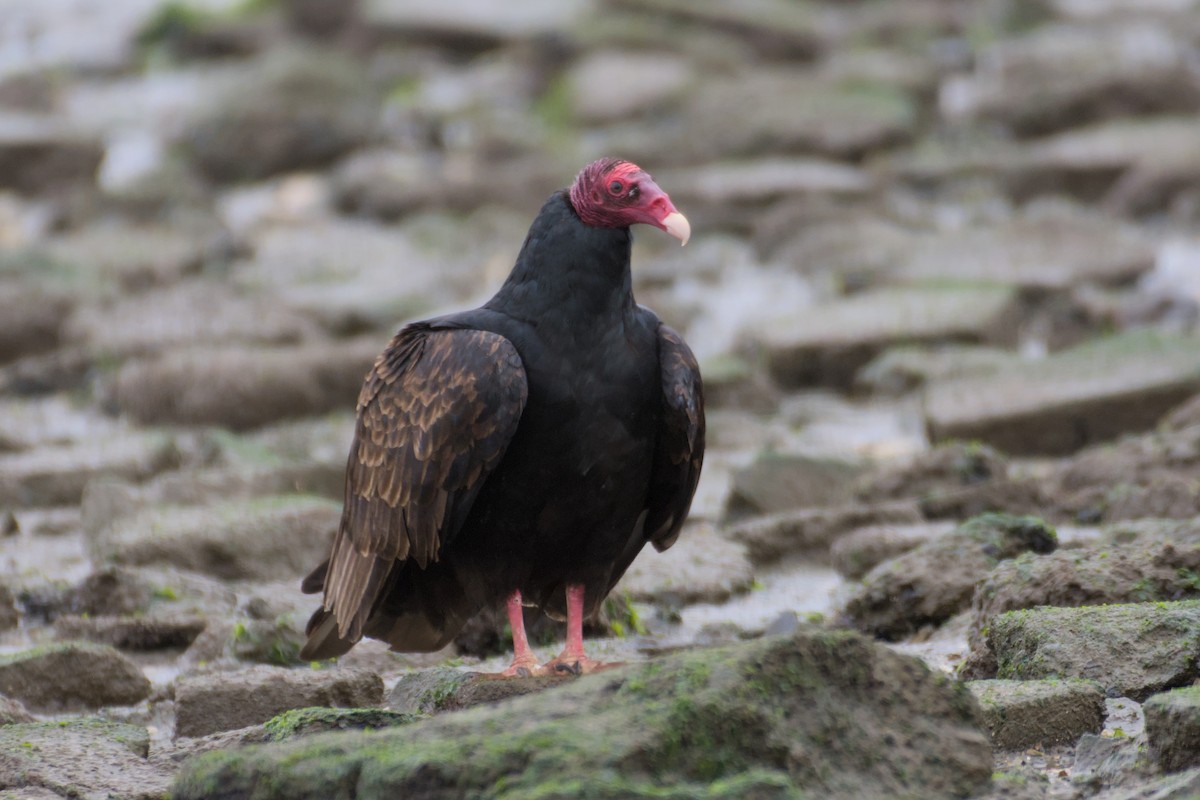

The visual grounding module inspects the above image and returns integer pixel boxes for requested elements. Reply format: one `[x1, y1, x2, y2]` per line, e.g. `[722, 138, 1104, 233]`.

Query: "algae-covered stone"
[173, 627, 992, 800]
[1144, 685, 1200, 772]
[174, 665, 384, 738]
[0, 718, 168, 799]
[263, 707, 421, 742]
[967, 679, 1105, 749]
[985, 601, 1200, 700]
[964, 540, 1200, 676]
[842, 513, 1057, 640]
[0, 641, 151, 712]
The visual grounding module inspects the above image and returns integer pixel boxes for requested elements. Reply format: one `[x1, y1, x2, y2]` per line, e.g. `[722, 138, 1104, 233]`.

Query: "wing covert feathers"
[321, 326, 527, 642]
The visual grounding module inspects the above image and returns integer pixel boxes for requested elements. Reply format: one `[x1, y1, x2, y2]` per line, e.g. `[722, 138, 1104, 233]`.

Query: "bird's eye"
[609, 181, 623, 194]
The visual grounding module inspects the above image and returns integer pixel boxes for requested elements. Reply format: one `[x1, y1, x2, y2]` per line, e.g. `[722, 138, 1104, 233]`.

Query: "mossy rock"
[174, 626, 992, 800]
[0, 641, 151, 712]
[0, 718, 169, 798]
[988, 600, 1200, 700]
[263, 707, 422, 742]
[843, 512, 1056, 640]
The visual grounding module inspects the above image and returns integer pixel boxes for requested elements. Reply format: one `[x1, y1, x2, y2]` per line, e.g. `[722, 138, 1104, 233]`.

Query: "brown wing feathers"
[320, 326, 527, 643]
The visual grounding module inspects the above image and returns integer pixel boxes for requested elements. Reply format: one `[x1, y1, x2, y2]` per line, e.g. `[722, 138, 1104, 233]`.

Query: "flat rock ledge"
[1144, 685, 1200, 773]
[967, 679, 1105, 749]
[980, 600, 1200, 701]
[173, 627, 993, 800]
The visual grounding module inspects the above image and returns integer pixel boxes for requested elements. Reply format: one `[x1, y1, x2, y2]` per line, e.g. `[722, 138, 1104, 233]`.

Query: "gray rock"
[1144, 686, 1200, 772]
[727, 500, 923, 565]
[892, 212, 1154, 291]
[983, 601, 1200, 700]
[174, 665, 384, 738]
[568, 51, 693, 123]
[0, 642, 151, 712]
[66, 281, 318, 359]
[362, 0, 587, 46]
[0, 395, 124, 453]
[0, 432, 179, 508]
[856, 344, 1024, 396]
[925, 331, 1200, 456]
[0, 345, 94, 397]
[606, 0, 827, 60]
[174, 626, 993, 800]
[0, 583, 17, 631]
[18, 566, 154, 623]
[0, 283, 70, 365]
[940, 23, 1200, 136]
[884, 115, 1200, 214]
[234, 219, 469, 336]
[81, 462, 344, 537]
[1163, 393, 1200, 431]
[1097, 767, 1200, 800]
[968, 679, 1105, 748]
[662, 158, 873, 208]
[819, 46, 939, 97]
[53, 613, 207, 651]
[0, 694, 34, 725]
[757, 285, 1019, 389]
[182, 49, 378, 183]
[109, 338, 378, 430]
[616, 520, 754, 606]
[728, 451, 863, 516]
[388, 666, 571, 715]
[224, 594, 308, 667]
[1053, 423, 1200, 522]
[0, 719, 169, 800]
[842, 513, 1057, 640]
[87, 494, 339, 582]
[1073, 731, 1141, 789]
[0, 111, 103, 194]
[675, 70, 916, 162]
[965, 540, 1200, 676]
[1029, 116, 1200, 214]
[830, 521, 956, 580]
[758, 211, 917, 285]
[41, 223, 212, 292]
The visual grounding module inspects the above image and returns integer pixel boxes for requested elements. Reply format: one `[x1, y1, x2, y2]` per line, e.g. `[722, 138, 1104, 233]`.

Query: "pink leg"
[497, 590, 546, 678]
[560, 584, 587, 663]
[542, 584, 619, 675]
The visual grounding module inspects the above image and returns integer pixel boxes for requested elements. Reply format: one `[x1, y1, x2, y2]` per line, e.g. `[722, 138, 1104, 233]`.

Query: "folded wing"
[302, 325, 527, 657]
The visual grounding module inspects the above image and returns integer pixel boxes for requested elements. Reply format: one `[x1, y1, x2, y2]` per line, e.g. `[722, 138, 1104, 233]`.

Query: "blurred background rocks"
[2, 0, 1200, 797]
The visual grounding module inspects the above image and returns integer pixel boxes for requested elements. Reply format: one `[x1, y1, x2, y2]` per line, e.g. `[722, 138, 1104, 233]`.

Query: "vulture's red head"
[568, 158, 690, 245]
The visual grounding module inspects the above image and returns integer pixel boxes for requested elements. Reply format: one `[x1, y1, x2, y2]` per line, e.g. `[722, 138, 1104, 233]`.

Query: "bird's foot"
[540, 654, 623, 676]
[490, 654, 551, 679]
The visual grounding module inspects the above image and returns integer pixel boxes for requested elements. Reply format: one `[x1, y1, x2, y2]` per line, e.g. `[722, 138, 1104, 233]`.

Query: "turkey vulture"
[299, 158, 705, 676]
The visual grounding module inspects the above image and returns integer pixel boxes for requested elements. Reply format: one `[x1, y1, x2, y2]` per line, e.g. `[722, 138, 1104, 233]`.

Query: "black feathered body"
[301, 192, 704, 658]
